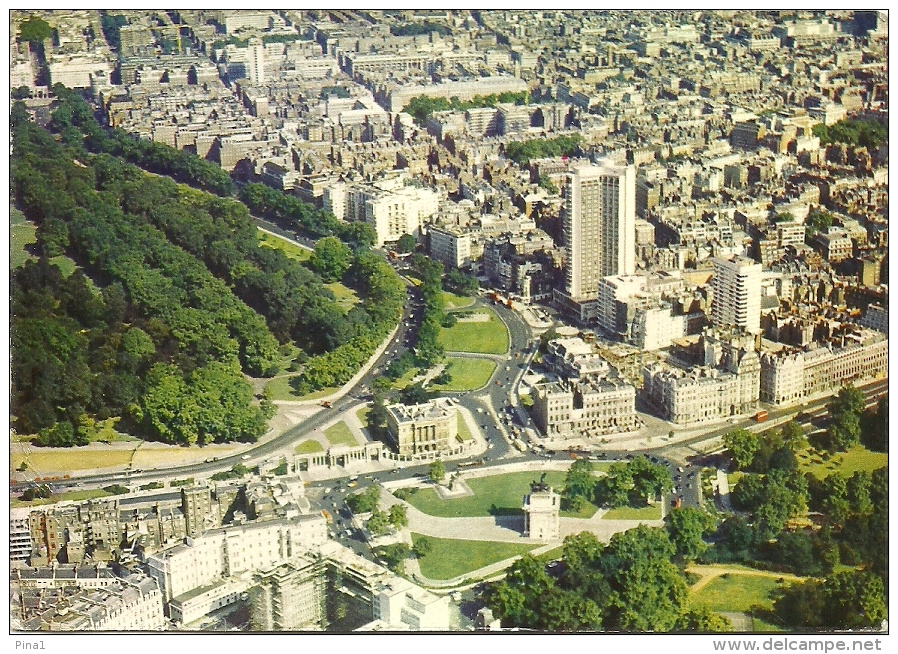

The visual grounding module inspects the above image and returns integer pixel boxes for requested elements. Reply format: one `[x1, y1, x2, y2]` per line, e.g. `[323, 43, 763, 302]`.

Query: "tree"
[443, 269, 479, 296]
[599, 526, 688, 632]
[18, 16, 53, 44]
[723, 428, 759, 470]
[715, 515, 753, 561]
[388, 504, 408, 528]
[429, 459, 446, 483]
[779, 421, 805, 450]
[860, 396, 887, 452]
[412, 537, 432, 558]
[665, 507, 715, 561]
[308, 236, 352, 283]
[822, 385, 864, 452]
[674, 606, 732, 633]
[399, 382, 433, 406]
[562, 458, 596, 511]
[346, 485, 380, 514]
[395, 233, 417, 254]
[375, 543, 411, 572]
[365, 509, 392, 536]
[773, 570, 886, 630]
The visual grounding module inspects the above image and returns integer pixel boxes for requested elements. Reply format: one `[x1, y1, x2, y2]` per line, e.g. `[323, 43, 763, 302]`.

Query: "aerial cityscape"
[8, 9, 888, 635]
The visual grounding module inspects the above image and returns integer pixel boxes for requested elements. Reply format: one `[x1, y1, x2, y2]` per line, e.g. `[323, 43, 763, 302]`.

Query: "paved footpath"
[376, 469, 663, 588]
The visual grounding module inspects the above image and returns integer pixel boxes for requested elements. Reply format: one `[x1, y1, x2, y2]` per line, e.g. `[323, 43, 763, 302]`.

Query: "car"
[347, 481, 357, 488]
[677, 466, 684, 473]
[242, 454, 251, 460]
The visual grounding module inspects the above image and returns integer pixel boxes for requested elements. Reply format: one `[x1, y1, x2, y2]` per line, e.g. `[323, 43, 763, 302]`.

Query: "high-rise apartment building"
[556, 162, 636, 321]
[711, 255, 762, 334]
[246, 38, 266, 86]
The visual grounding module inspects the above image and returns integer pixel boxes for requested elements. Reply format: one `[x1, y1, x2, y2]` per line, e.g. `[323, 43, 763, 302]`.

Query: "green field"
[442, 291, 476, 310]
[439, 307, 509, 355]
[295, 440, 325, 455]
[10, 206, 37, 269]
[325, 282, 360, 314]
[391, 367, 421, 390]
[456, 413, 473, 441]
[264, 377, 341, 402]
[264, 375, 305, 401]
[11, 448, 134, 473]
[411, 533, 539, 580]
[356, 407, 370, 429]
[401, 470, 601, 518]
[603, 504, 663, 520]
[323, 421, 359, 447]
[429, 357, 497, 392]
[10, 205, 83, 277]
[258, 231, 312, 262]
[691, 574, 790, 614]
[11, 488, 114, 509]
[798, 444, 887, 480]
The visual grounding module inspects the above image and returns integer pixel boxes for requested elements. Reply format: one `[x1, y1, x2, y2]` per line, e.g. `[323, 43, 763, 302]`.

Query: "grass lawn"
[258, 231, 312, 262]
[323, 421, 359, 447]
[264, 377, 340, 402]
[298, 387, 341, 401]
[325, 282, 359, 314]
[11, 207, 78, 276]
[401, 471, 600, 519]
[752, 617, 785, 632]
[602, 504, 663, 520]
[456, 413, 473, 441]
[442, 291, 476, 310]
[264, 375, 304, 401]
[11, 448, 134, 473]
[11, 488, 114, 509]
[10, 206, 37, 269]
[356, 407, 370, 428]
[690, 574, 789, 614]
[132, 444, 240, 468]
[429, 357, 496, 392]
[295, 440, 325, 455]
[799, 444, 888, 480]
[439, 307, 509, 355]
[391, 367, 421, 390]
[536, 545, 566, 563]
[411, 533, 539, 580]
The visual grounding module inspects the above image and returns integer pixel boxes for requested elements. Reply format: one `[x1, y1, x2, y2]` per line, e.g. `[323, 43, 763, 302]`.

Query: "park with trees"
[11, 88, 408, 446]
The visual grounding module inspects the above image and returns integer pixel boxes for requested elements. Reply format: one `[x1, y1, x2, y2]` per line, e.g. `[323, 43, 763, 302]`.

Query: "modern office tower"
[246, 37, 266, 85]
[711, 255, 763, 334]
[251, 558, 328, 631]
[558, 161, 636, 319]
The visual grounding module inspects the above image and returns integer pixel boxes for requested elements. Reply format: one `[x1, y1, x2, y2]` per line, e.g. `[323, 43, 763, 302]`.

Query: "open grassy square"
[411, 533, 538, 580]
[442, 291, 476, 310]
[323, 421, 359, 447]
[690, 574, 789, 614]
[11, 448, 135, 473]
[602, 504, 663, 520]
[325, 282, 360, 314]
[258, 231, 312, 262]
[390, 367, 421, 390]
[429, 357, 496, 392]
[295, 440, 325, 455]
[264, 375, 304, 401]
[401, 470, 600, 518]
[439, 307, 509, 355]
[12, 488, 114, 509]
[800, 444, 887, 480]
